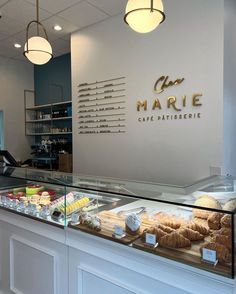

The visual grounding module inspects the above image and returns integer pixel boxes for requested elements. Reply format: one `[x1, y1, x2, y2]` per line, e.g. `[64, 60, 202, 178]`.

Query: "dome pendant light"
[24, 0, 52, 65]
[124, 0, 166, 33]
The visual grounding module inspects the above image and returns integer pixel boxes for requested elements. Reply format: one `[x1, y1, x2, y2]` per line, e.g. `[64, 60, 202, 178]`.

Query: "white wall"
[0, 57, 34, 162]
[71, 0, 224, 186]
[224, 0, 236, 176]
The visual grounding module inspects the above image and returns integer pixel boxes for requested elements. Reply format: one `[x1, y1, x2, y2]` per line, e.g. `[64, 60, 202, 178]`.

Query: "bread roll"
[193, 195, 222, 219]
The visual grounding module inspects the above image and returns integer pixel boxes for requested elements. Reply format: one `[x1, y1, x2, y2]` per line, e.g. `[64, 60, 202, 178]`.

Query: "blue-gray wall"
[34, 53, 71, 105]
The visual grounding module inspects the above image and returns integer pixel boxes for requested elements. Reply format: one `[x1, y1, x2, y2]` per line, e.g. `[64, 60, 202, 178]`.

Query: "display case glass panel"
[0, 167, 235, 278]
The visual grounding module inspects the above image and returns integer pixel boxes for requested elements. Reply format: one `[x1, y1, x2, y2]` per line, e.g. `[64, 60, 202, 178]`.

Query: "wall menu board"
[77, 77, 126, 134]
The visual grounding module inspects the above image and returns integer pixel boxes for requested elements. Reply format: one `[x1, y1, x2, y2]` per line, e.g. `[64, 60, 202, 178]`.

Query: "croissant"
[178, 228, 204, 241]
[207, 212, 223, 230]
[201, 242, 230, 263]
[212, 227, 231, 237]
[157, 224, 175, 234]
[159, 232, 191, 248]
[193, 217, 209, 228]
[221, 214, 231, 228]
[211, 235, 231, 249]
[154, 212, 185, 229]
[141, 227, 166, 242]
[186, 221, 209, 235]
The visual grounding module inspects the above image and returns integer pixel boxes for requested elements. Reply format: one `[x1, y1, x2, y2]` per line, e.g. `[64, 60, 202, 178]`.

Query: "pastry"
[19, 196, 27, 204]
[91, 216, 101, 231]
[141, 226, 167, 242]
[125, 213, 141, 235]
[211, 235, 231, 249]
[49, 192, 75, 211]
[220, 214, 231, 228]
[39, 195, 51, 206]
[193, 195, 222, 219]
[159, 232, 191, 248]
[80, 212, 92, 225]
[26, 185, 44, 195]
[32, 194, 40, 201]
[157, 224, 175, 234]
[79, 213, 101, 231]
[64, 197, 90, 215]
[207, 212, 223, 230]
[193, 217, 209, 228]
[13, 187, 26, 194]
[212, 227, 231, 237]
[41, 191, 49, 196]
[177, 228, 204, 241]
[223, 199, 236, 211]
[201, 242, 230, 263]
[186, 221, 209, 235]
[154, 212, 185, 229]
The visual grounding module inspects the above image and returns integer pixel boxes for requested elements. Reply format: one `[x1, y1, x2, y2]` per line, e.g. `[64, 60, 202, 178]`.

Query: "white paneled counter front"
[0, 209, 235, 294]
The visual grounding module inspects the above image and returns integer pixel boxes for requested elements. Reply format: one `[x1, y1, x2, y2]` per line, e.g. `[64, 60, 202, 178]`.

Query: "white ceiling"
[0, 0, 126, 62]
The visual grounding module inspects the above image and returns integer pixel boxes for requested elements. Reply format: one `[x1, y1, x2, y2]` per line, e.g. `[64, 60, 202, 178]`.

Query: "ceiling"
[0, 0, 126, 62]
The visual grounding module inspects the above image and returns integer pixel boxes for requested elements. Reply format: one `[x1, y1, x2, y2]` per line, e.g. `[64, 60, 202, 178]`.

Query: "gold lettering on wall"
[167, 96, 181, 111]
[135, 76, 203, 123]
[154, 75, 185, 94]
[152, 99, 162, 110]
[137, 100, 147, 111]
[192, 93, 202, 106]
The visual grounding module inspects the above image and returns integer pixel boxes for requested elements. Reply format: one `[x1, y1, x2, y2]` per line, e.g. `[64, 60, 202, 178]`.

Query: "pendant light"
[124, 0, 165, 33]
[23, 0, 52, 65]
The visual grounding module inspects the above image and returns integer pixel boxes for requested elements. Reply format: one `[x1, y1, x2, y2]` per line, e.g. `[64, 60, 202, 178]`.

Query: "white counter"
[0, 209, 235, 294]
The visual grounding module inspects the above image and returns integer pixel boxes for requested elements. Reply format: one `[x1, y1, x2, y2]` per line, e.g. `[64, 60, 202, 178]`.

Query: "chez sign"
[137, 75, 203, 122]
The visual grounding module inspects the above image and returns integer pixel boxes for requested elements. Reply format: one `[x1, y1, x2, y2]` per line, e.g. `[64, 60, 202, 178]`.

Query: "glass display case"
[0, 167, 235, 279]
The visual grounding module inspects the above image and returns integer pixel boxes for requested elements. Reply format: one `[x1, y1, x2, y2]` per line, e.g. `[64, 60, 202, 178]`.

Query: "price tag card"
[12, 199, 17, 209]
[113, 225, 126, 239]
[145, 233, 158, 247]
[6, 197, 11, 207]
[71, 213, 79, 225]
[19, 202, 25, 211]
[1, 196, 6, 205]
[202, 248, 217, 265]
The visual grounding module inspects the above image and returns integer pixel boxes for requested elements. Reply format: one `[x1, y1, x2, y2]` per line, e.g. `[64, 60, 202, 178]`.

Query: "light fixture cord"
[150, 0, 154, 12]
[36, 0, 39, 35]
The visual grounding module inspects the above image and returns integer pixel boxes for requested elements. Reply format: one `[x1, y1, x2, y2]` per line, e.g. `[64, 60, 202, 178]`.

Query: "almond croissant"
[159, 232, 191, 248]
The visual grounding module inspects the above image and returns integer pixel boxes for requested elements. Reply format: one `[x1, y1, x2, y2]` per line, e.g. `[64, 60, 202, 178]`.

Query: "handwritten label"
[114, 225, 124, 236]
[202, 248, 217, 263]
[145, 233, 157, 246]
